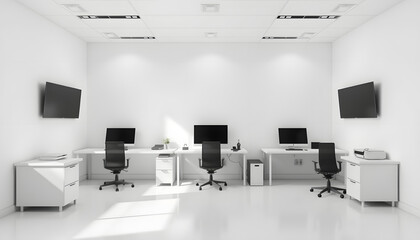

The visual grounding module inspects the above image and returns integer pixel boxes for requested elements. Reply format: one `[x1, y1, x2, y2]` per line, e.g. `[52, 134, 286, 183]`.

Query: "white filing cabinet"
[15, 158, 82, 212]
[156, 155, 175, 186]
[342, 156, 399, 207]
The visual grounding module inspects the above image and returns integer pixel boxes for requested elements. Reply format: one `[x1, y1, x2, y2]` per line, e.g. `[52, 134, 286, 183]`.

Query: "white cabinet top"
[341, 156, 399, 165]
[15, 158, 82, 167]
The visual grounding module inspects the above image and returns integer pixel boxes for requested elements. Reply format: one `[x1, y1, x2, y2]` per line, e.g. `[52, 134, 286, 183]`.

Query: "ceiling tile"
[265, 28, 323, 37]
[45, 15, 89, 28]
[18, 0, 72, 15]
[95, 28, 154, 37]
[346, 0, 404, 16]
[281, 0, 364, 15]
[130, 0, 287, 16]
[142, 16, 275, 28]
[152, 28, 266, 38]
[53, 0, 137, 15]
[270, 19, 335, 29]
[328, 15, 373, 28]
[82, 19, 149, 28]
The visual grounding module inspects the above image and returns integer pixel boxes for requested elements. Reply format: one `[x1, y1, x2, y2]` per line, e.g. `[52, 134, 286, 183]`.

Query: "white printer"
[354, 148, 387, 160]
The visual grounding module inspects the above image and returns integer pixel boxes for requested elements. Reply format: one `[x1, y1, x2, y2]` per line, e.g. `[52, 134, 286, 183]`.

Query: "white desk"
[175, 148, 248, 186]
[261, 148, 348, 185]
[73, 148, 177, 179]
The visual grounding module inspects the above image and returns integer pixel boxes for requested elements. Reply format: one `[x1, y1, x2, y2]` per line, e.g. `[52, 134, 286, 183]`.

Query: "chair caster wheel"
[131, 184, 134, 188]
[318, 194, 322, 198]
[199, 187, 202, 191]
[340, 195, 344, 199]
[99, 187, 102, 190]
[104, 182, 106, 185]
[343, 190, 346, 194]
[310, 188, 314, 192]
[116, 188, 119, 192]
[210, 183, 212, 186]
[219, 187, 222, 191]
[224, 183, 227, 186]
[196, 183, 199, 186]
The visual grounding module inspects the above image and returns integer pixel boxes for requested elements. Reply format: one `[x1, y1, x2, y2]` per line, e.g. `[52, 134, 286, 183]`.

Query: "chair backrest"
[201, 141, 222, 169]
[318, 142, 339, 173]
[105, 141, 126, 169]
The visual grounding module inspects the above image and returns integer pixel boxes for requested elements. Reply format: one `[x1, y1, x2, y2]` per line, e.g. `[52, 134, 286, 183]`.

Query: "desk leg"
[243, 154, 246, 186]
[177, 154, 180, 186]
[269, 154, 272, 186]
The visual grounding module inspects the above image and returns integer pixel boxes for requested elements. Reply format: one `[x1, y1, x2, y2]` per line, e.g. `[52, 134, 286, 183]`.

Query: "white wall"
[332, 0, 420, 215]
[87, 43, 332, 179]
[0, 0, 87, 216]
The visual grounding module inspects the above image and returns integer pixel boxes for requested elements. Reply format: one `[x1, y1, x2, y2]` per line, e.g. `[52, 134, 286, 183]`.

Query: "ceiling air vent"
[78, 15, 140, 19]
[262, 37, 298, 40]
[277, 15, 340, 19]
[120, 37, 156, 39]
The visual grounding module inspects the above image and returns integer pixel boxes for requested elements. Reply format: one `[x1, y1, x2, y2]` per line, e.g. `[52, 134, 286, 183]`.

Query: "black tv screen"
[194, 125, 228, 144]
[338, 82, 377, 118]
[106, 128, 136, 144]
[43, 82, 82, 118]
[278, 128, 308, 144]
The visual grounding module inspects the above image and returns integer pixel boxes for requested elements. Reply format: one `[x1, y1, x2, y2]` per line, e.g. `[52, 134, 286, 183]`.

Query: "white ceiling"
[16, 0, 404, 43]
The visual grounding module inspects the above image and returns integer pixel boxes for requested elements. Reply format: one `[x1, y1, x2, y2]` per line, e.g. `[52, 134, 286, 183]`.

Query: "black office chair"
[196, 141, 227, 191]
[310, 143, 346, 198]
[99, 141, 135, 192]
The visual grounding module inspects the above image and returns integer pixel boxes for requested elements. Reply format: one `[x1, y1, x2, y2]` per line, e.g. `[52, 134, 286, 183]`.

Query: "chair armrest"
[312, 161, 319, 172]
[198, 158, 202, 167]
[126, 158, 130, 168]
[337, 160, 342, 172]
[221, 158, 225, 167]
[103, 159, 106, 166]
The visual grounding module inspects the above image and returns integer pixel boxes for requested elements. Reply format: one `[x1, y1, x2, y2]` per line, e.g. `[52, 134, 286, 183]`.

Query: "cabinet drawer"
[65, 164, 79, 185]
[64, 181, 79, 205]
[346, 162, 360, 182]
[346, 178, 360, 201]
[156, 159, 174, 170]
[156, 170, 174, 184]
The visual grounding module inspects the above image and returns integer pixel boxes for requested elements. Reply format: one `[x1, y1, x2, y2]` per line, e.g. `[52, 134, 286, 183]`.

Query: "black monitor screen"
[194, 125, 228, 144]
[338, 82, 377, 118]
[278, 128, 308, 144]
[43, 82, 81, 118]
[106, 128, 136, 144]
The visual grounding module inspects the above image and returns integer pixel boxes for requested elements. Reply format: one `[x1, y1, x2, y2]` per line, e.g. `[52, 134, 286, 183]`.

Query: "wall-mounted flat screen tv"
[338, 81, 377, 118]
[43, 82, 82, 118]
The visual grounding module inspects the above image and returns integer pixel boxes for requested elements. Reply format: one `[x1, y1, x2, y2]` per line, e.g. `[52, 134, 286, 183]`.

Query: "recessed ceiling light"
[103, 32, 119, 39]
[205, 32, 217, 38]
[62, 4, 86, 13]
[333, 4, 356, 13]
[201, 4, 220, 13]
[300, 32, 316, 39]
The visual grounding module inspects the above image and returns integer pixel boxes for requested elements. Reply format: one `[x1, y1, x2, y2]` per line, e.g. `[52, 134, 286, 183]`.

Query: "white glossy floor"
[1, 179, 420, 240]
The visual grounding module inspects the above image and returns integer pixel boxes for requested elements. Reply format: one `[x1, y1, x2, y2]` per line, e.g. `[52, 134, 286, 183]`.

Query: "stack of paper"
[38, 153, 67, 161]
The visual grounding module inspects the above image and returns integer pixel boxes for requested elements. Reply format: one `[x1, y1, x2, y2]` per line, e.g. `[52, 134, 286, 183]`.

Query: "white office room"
[1, 0, 420, 239]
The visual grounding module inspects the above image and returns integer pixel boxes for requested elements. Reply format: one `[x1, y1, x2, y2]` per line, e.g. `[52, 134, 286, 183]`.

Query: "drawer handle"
[68, 164, 77, 169]
[350, 164, 357, 167]
[69, 183, 76, 186]
[255, 165, 259, 167]
[350, 180, 356, 184]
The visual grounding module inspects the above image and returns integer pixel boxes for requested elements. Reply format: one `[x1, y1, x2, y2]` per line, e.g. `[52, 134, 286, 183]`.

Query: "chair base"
[196, 174, 227, 191]
[99, 173, 134, 192]
[310, 178, 346, 198]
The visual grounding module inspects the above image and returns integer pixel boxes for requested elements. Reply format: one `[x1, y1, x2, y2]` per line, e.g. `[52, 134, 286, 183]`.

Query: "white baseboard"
[182, 174, 241, 180]
[90, 174, 155, 180]
[0, 205, 16, 218]
[398, 202, 420, 218]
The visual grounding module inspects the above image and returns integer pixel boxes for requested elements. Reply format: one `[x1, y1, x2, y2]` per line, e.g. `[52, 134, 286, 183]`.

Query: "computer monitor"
[194, 125, 228, 144]
[278, 128, 308, 148]
[106, 128, 136, 144]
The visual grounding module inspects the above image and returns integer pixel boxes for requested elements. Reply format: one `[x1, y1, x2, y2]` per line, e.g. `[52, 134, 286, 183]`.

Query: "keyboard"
[285, 148, 304, 151]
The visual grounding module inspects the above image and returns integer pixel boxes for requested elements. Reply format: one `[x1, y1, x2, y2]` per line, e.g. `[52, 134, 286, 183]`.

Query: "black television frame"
[43, 82, 82, 119]
[105, 128, 136, 144]
[338, 81, 378, 119]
